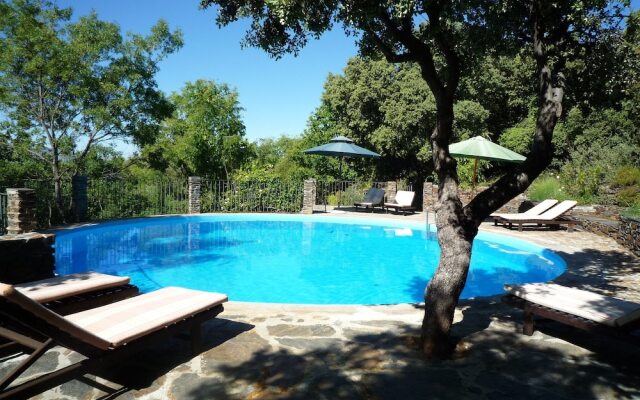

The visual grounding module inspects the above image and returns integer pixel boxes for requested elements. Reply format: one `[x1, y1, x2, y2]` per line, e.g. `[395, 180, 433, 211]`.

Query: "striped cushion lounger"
[12, 272, 138, 315]
[0, 283, 227, 399]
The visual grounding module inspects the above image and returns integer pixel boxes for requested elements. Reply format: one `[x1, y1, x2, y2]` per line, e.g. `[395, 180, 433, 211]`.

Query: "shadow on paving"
[176, 298, 640, 400]
[71, 318, 254, 399]
[553, 248, 640, 296]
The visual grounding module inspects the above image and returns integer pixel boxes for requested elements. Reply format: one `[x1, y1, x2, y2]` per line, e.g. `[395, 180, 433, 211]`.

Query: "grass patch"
[528, 175, 572, 202]
[622, 206, 640, 219]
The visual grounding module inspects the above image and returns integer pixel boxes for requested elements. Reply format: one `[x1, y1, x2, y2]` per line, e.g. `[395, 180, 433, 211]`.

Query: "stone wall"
[619, 216, 640, 256]
[0, 233, 55, 284]
[575, 215, 640, 256]
[577, 215, 640, 257]
[301, 179, 316, 214]
[422, 182, 527, 212]
[6, 188, 37, 234]
[188, 176, 201, 214]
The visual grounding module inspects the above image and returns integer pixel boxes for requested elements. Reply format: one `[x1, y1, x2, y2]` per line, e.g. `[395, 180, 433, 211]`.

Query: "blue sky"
[57, 0, 358, 151]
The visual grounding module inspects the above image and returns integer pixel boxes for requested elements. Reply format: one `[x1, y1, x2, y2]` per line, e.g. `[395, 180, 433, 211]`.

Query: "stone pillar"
[385, 181, 397, 203]
[301, 179, 316, 214]
[422, 182, 436, 211]
[188, 176, 201, 214]
[6, 188, 37, 235]
[72, 175, 88, 222]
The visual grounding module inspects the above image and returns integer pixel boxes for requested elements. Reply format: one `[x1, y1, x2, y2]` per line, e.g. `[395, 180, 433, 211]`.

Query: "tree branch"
[464, 0, 565, 224]
[424, 2, 461, 100]
[375, 6, 446, 99]
[369, 32, 417, 63]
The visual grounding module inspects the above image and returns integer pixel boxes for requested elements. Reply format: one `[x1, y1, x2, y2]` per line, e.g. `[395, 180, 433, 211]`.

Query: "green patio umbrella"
[304, 136, 380, 206]
[449, 136, 526, 189]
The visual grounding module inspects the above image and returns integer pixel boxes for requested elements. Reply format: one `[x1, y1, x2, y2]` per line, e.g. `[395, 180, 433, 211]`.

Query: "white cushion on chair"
[505, 283, 640, 328]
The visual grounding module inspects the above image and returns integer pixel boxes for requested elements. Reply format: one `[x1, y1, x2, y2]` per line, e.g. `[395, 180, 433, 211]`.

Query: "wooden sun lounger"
[491, 199, 558, 219]
[494, 200, 578, 232]
[13, 272, 138, 315]
[0, 283, 227, 399]
[354, 188, 385, 212]
[383, 190, 416, 215]
[502, 283, 640, 343]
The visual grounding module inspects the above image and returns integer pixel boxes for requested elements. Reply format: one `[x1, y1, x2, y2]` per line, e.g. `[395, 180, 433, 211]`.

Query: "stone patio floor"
[4, 210, 640, 399]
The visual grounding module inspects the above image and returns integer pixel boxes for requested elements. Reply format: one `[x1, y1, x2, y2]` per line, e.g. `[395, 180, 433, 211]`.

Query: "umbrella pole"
[472, 158, 478, 192]
[338, 157, 343, 207]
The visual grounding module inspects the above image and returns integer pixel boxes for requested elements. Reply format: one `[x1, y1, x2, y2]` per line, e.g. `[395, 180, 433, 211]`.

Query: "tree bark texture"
[419, 0, 565, 358]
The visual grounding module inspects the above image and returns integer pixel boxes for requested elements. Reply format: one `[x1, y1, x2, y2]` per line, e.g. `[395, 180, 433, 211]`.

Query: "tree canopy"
[141, 80, 251, 179]
[0, 0, 182, 214]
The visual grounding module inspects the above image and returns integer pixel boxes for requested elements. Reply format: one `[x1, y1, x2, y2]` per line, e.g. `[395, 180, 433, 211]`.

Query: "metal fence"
[0, 178, 413, 235]
[88, 178, 188, 220]
[201, 180, 304, 213]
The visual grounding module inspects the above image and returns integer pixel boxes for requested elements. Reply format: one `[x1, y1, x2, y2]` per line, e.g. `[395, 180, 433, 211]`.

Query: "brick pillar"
[72, 175, 88, 222]
[386, 181, 397, 203]
[188, 176, 201, 214]
[301, 179, 316, 214]
[6, 188, 37, 235]
[422, 182, 436, 211]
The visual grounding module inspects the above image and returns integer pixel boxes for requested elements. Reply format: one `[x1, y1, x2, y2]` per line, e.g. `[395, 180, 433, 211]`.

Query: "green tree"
[143, 80, 251, 179]
[201, 0, 628, 357]
[320, 58, 433, 183]
[0, 0, 182, 217]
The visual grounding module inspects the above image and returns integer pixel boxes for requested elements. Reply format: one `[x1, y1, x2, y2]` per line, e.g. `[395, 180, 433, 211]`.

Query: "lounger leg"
[190, 324, 203, 355]
[0, 338, 54, 392]
[518, 223, 523, 232]
[523, 309, 535, 336]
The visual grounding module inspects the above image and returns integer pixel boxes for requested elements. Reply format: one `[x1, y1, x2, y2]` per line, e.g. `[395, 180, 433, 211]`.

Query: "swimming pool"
[53, 214, 566, 304]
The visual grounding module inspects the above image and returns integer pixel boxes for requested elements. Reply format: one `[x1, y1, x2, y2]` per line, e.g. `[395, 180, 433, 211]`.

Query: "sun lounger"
[13, 272, 138, 315]
[384, 191, 416, 215]
[0, 283, 227, 399]
[503, 283, 640, 341]
[491, 199, 558, 219]
[494, 200, 577, 231]
[354, 188, 385, 212]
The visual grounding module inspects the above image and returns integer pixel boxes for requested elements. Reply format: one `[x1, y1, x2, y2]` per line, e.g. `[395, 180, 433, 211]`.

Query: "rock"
[202, 331, 270, 371]
[169, 373, 230, 400]
[267, 324, 336, 337]
[276, 338, 343, 351]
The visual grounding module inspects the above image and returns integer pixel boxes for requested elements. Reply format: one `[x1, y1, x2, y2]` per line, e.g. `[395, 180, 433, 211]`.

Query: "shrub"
[616, 187, 640, 207]
[611, 166, 640, 188]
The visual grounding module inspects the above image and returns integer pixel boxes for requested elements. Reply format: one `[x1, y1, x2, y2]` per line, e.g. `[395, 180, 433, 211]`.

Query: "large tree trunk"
[419, 0, 564, 359]
[420, 101, 479, 358]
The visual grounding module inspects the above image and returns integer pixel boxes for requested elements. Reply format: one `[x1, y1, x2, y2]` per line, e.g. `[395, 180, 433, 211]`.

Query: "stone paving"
[4, 210, 640, 399]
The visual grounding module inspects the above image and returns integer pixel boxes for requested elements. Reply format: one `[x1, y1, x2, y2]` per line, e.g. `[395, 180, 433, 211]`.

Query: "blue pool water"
[53, 214, 565, 304]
